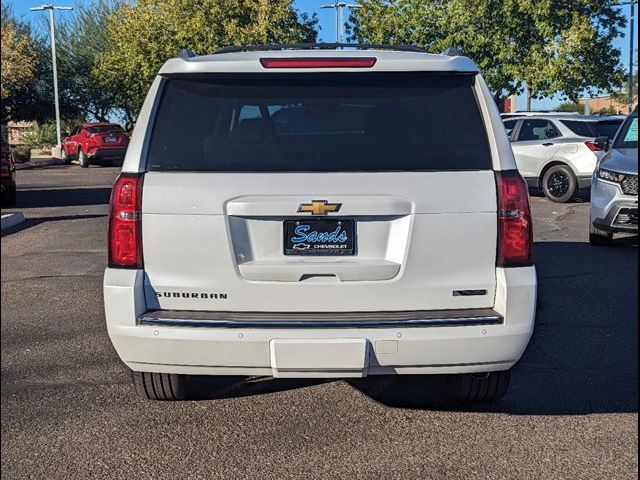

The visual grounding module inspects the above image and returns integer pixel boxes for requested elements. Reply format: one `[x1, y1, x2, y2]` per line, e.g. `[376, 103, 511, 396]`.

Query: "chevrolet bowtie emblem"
[297, 200, 342, 216]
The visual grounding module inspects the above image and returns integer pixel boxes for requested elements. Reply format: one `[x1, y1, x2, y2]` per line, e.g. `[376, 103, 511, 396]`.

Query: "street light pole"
[321, 2, 361, 43]
[29, 4, 73, 149]
[616, 1, 638, 110]
[629, 1, 636, 108]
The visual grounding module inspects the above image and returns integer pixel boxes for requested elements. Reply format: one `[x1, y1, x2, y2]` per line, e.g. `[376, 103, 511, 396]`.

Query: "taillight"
[260, 57, 377, 68]
[584, 141, 602, 151]
[495, 170, 533, 268]
[108, 173, 144, 268]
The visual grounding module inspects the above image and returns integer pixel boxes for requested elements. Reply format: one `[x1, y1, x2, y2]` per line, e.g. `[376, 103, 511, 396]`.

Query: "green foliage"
[1, 2, 37, 122]
[11, 144, 31, 163]
[55, 0, 125, 122]
[95, 0, 318, 120]
[556, 101, 583, 113]
[351, 0, 627, 101]
[22, 123, 57, 149]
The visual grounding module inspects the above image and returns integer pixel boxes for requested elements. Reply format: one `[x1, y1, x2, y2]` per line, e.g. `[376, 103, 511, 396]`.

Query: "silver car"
[503, 115, 624, 202]
[590, 107, 638, 245]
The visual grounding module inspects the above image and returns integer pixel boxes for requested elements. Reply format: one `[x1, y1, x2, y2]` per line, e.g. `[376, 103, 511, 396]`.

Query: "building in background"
[4, 121, 35, 145]
[497, 95, 518, 113]
[579, 96, 633, 115]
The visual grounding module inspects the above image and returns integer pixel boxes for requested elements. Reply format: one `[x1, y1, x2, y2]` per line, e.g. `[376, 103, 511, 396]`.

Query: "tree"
[95, 0, 318, 121]
[556, 101, 583, 113]
[611, 52, 638, 107]
[55, 0, 125, 122]
[1, 3, 37, 122]
[351, 0, 627, 106]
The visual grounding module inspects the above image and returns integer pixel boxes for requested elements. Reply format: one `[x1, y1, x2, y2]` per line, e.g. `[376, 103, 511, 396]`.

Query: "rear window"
[87, 125, 125, 134]
[146, 73, 492, 172]
[561, 120, 622, 139]
[592, 120, 623, 139]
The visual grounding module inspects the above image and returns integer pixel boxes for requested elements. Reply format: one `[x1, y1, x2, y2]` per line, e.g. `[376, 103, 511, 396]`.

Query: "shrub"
[22, 123, 57, 150]
[12, 145, 31, 163]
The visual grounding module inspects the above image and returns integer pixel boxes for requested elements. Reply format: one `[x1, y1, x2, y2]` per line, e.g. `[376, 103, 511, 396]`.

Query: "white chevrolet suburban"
[104, 45, 537, 402]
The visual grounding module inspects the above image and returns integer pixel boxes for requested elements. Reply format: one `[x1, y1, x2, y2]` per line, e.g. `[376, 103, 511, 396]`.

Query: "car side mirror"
[594, 136, 609, 151]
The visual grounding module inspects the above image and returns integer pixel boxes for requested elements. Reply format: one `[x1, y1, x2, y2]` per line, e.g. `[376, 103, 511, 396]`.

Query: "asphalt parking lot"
[1, 165, 638, 479]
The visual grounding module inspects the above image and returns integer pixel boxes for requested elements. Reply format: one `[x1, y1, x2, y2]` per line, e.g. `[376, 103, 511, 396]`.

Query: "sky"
[11, 0, 639, 111]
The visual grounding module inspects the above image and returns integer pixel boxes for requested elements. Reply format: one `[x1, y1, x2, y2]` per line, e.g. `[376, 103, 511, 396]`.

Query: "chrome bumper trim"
[138, 309, 503, 329]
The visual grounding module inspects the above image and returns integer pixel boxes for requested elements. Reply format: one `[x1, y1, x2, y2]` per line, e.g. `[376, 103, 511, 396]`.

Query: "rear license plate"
[105, 136, 117, 143]
[284, 219, 356, 256]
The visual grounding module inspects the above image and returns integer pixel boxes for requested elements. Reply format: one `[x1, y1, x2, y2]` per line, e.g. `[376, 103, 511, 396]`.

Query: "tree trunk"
[525, 85, 532, 111]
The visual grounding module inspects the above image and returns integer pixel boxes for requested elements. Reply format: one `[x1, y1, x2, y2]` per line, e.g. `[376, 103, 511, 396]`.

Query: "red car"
[1, 140, 16, 206]
[61, 122, 129, 168]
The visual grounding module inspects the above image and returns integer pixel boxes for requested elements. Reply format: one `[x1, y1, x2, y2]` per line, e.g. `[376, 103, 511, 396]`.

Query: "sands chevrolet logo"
[297, 200, 342, 216]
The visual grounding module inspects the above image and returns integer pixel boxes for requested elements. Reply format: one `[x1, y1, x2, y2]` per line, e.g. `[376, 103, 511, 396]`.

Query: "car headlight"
[596, 168, 623, 183]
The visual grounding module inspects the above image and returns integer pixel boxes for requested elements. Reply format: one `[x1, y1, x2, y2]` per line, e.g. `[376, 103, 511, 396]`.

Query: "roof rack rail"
[211, 43, 429, 55]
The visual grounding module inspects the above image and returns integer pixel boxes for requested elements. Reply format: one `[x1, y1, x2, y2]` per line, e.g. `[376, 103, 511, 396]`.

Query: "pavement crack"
[1, 273, 103, 282]
[2, 378, 130, 393]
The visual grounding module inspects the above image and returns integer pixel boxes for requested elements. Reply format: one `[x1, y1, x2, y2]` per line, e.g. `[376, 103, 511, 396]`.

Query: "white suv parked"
[104, 45, 537, 402]
[503, 115, 624, 202]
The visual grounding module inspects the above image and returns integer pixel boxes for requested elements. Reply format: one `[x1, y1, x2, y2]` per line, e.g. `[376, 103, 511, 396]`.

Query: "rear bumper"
[577, 175, 592, 190]
[104, 267, 537, 377]
[88, 147, 126, 160]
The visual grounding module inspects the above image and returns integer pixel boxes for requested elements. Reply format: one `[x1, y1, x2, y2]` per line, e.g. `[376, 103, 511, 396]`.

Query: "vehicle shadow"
[185, 375, 328, 400]
[187, 240, 638, 415]
[12, 187, 112, 209]
[0, 214, 107, 238]
[351, 239, 638, 414]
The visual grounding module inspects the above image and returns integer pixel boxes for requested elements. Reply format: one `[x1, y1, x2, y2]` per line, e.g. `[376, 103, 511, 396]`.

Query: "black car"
[1, 141, 17, 206]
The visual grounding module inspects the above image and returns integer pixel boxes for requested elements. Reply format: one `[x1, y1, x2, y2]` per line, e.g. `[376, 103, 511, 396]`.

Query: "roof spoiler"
[178, 49, 196, 59]
[211, 43, 428, 55]
[441, 46, 462, 56]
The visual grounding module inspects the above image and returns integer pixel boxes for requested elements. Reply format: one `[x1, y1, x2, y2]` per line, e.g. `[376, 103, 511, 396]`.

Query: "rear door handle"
[542, 142, 554, 146]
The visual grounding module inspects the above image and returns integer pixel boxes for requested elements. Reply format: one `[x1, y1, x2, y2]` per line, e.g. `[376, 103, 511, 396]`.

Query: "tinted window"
[87, 125, 124, 133]
[503, 119, 518, 139]
[592, 120, 623, 139]
[147, 73, 492, 172]
[561, 119, 623, 139]
[560, 120, 594, 137]
[516, 119, 560, 141]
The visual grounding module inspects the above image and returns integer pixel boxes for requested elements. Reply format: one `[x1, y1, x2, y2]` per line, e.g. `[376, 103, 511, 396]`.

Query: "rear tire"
[589, 223, 614, 246]
[132, 371, 190, 401]
[1, 185, 17, 207]
[78, 148, 89, 168]
[453, 370, 511, 403]
[542, 165, 577, 203]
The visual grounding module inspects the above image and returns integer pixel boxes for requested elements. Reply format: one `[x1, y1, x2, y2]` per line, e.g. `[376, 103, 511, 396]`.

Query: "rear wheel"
[542, 165, 577, 203]
[132, 371, 190, 401]
[452, 370, 511, 403]
[589, 223, 614, 246]
[78, 148, 89, 168]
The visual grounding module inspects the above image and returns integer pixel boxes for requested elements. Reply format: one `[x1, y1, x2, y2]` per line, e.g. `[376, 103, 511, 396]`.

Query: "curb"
[1, 212, 25, 231]
[15, 157, 65, 170]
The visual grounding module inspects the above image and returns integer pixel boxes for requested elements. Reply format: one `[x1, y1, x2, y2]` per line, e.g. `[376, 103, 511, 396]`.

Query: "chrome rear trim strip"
[138, 315, 503, 329]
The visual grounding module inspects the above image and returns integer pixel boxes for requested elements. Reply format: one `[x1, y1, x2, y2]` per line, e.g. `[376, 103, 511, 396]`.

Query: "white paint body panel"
[104, 267, 537, 376]
[106, 49, 537, 377]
